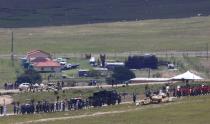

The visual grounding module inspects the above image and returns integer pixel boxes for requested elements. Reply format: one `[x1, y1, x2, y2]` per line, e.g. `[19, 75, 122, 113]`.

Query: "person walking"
[133, 93, 136, 103]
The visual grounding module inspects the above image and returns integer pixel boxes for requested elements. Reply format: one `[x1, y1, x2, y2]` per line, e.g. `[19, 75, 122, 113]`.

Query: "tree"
[16, 69, 42, 85]
[89, 69, 101, 78]
[111, 66, 135, 83]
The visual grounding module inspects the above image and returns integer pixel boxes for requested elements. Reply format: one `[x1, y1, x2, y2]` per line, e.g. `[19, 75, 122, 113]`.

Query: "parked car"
[46, 83, 62, 91]
[32, 83, 39, 88]
[64, 64, 80, 70]
[19, 83, 30, 91]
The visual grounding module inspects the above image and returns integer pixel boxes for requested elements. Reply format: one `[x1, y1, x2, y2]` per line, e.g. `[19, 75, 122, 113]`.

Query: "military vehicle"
[88, 90, 121, 107]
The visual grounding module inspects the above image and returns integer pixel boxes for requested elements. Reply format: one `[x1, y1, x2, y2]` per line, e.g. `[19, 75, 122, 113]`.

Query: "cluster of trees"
[107, 66, 135, 84]
[16, 69, 42, 85]
[125, 55, 158, 69]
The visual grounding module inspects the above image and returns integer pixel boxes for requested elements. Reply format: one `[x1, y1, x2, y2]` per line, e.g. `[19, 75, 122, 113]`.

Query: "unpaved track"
[16, 98, 203, 124]
[0, 81, 170, 94]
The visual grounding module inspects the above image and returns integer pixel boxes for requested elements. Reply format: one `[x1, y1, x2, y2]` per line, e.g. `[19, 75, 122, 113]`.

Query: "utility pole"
[11, 31, 14, 66]
[207, 43, 209, 60]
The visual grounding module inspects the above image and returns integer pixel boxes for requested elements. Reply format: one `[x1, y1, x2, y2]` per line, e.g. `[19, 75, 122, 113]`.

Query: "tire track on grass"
[16, 98, 204, 124]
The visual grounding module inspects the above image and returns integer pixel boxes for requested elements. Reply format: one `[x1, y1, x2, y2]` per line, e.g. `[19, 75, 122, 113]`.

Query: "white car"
[32, 83, 40, 88]
[19, 83, 30, 91]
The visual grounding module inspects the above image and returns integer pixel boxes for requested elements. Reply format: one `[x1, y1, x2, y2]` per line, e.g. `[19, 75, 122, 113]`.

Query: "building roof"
[27, 50, 50, 56]
[33, 60, 60, 67]
[26, 50, 51, 59]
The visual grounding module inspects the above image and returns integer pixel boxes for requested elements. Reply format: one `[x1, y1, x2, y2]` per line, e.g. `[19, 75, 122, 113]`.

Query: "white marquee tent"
[171, 71, 203, 80]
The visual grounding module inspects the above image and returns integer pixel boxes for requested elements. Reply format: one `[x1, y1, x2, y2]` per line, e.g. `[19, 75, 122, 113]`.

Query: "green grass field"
[0, 16, 210, 86]
[0, 59, 23, 84]
[1, 95, 210, 124]
[11, 84, 153, 103]
[0, 16, 210, 54]
[46, 96, 210, 124]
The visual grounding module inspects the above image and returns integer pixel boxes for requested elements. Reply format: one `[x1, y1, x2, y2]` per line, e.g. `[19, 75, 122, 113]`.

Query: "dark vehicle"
[68, 98, 85, 110]
[88, 90, 121, 107]
[20, 104, 35, 114]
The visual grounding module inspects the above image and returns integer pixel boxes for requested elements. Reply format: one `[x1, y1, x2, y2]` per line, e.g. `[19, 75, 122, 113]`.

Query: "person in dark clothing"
[16, 102, 20, 114]
[133, 93, 136, 103]
[13, 102, 17, 114]
[61, 81, 64, 88]
[117, 95, 121, 104]
[4, 83, 7, 90]
[0, 105, 3, 115]
[62, 101, 65, 111]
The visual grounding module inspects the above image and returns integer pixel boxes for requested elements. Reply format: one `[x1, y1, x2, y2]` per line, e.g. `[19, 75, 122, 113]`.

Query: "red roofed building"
[25, 50, 61, 72]
[26, 50, 51, 62]
[32, 59, 61, 72]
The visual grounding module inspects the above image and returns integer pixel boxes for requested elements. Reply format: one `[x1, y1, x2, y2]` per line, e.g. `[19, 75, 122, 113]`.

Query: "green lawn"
[11, 84, 154, 103]
[0, 16, 210, 84]
[0, 16, 210, 54]
[48, 96, 210, 124]
[0, 59, 23, 86]
[1, 95, 210, 124]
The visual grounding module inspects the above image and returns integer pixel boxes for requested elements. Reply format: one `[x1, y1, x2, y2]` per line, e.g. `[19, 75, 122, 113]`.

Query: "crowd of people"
[175, 84, 210, 97]
[1, 83, 210, 116]
[144, 83, 210, 98]
[11, 98, 88, 115]
[4, 82, 18, 90]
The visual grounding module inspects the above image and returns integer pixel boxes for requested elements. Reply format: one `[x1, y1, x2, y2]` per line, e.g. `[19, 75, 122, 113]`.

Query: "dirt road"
[0, 81, 170, 94]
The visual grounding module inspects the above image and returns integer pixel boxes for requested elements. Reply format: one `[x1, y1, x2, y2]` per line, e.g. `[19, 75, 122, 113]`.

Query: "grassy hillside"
[0, 16, 210, 54]
[40, 96, 210, 124]
[0, 0, 210, 28]
[0, 96, 210, 124]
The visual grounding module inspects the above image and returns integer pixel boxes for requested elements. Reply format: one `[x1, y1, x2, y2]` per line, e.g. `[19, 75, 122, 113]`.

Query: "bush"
[16, 69, 42, 85]
[111, 66, 135, 83]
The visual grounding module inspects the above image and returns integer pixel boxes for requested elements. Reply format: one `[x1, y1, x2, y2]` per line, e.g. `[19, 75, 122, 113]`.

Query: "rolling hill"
[0, 0, 210, 28]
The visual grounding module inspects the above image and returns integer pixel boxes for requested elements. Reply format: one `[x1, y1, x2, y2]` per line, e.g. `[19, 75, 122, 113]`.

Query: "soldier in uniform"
[62, 101, 65, 111]
[13, 102, 17, 114]
[0, 105, 3, 115]
[16, 102, 20, 114]
[133, 93, 136, 103]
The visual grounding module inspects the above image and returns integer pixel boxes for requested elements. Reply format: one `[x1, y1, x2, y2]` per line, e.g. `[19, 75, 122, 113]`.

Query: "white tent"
[171, 71, 203, 80]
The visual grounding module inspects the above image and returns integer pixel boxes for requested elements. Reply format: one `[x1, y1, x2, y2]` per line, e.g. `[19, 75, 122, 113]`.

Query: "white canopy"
[171, 71, 203, 80]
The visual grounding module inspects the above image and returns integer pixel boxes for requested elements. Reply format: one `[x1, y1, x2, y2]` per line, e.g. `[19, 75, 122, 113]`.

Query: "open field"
[0, 59, 23, 83]
[0, 16, 210, 54]
[0, 95, 210, 124]
[38, 96, 210, 124]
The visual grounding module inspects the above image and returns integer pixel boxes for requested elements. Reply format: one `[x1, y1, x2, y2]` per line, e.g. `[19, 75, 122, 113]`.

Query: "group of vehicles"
[139, 92, 176, 105]
[18, 83, 61, 91]
[55, 57, 79, 70]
